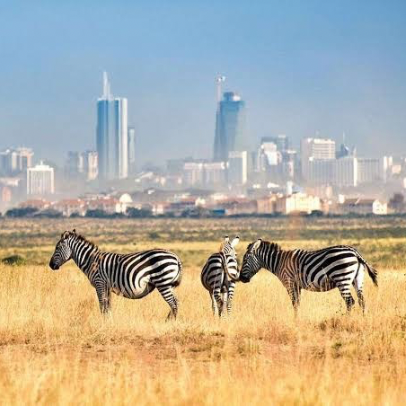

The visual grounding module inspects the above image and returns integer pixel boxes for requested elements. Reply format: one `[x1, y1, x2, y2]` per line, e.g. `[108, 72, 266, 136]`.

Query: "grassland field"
[1, 217, 406, 405]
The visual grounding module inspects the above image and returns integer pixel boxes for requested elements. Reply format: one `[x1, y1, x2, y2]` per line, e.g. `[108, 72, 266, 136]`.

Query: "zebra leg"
[213, 288, 224, 318]
[221, 291, 228, 316]
[95, 284, 110, 314]
[286, 281, 301, 316]
[157, 286, 179, 320]
[210, 292, 219, 316]
[226, 282, 236, 315]
[337, 282, 355, 312]
[353, 265, 366, 312]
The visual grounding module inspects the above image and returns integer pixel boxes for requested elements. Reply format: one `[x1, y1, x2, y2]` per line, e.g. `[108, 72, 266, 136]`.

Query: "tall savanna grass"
[0, 218, 406, 405]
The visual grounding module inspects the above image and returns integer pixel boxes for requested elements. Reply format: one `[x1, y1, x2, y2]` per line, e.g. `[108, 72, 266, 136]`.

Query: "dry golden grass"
[0, 218, 406, 405]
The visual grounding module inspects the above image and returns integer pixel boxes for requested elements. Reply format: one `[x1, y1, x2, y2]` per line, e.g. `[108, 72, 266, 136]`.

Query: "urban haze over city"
[1, 1, 406, 217]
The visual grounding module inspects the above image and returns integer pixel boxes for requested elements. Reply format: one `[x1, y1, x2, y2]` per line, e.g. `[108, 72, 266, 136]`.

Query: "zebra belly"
[111, 282, 155, 299]
[304, 275, 336, 292]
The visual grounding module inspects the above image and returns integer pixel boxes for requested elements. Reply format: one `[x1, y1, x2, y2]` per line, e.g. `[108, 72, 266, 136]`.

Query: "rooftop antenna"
[103, 71, 111, 99]
[342, 131, 346, 145]
[216, 75, 226, 104]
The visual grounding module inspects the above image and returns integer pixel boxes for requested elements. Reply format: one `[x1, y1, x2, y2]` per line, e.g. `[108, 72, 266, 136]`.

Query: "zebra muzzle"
[49, 260, 60, 270]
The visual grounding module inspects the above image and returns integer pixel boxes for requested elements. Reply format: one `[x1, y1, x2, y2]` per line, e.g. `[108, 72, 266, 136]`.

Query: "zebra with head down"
[240, 239, 378, 314]
[49, 229, 182, 320]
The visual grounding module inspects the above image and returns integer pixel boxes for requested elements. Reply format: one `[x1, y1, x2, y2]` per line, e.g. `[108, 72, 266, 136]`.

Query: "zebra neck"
[261, 247, 284, 275]
[71, 242, 100, 274]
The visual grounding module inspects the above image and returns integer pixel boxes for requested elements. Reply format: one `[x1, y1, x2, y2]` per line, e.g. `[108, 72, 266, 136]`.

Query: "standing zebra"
[201, 236, 240, 317]
[240, 239, 378, 313]
[49, 230, 182, 319]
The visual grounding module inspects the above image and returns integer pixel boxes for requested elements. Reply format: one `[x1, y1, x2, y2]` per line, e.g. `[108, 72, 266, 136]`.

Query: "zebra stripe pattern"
[201, 236, 240, 317]
[240, 239, 378, 313]
[49, 229, 182, 319]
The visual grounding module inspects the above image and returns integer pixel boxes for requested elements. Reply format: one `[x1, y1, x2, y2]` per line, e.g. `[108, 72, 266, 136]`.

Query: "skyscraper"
[128, 126, 136, 175]
[96, 72, 128, 181]
[213, 91, 248, 162]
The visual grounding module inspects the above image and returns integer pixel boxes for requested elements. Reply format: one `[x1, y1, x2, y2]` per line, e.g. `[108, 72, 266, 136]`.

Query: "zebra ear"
[252, 239, 262, 251]
[224, 235, 229, 243]
[231, 236, 240, 248]
[72, 229, 77, 234]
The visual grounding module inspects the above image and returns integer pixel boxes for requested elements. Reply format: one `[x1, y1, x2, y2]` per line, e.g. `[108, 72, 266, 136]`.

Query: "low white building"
[116, 193, 133, 213]
[275, 193, 321, 215]
[340, 198, 387, 215]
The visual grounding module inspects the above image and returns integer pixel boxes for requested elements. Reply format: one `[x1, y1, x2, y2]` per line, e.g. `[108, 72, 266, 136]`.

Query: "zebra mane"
[255, 240, 281, 253]
[71, 233, 99, 251]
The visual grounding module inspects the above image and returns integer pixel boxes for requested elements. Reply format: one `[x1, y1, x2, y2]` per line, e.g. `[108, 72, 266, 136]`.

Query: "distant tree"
[308, 210, 324, 218]
[85, 209, 110, 218]
[389, 193, 405, 213]
[70, 212, 82, 218]
[85, 209, 124, 218]
[34, 209, 63, 218]
[6, 207, 38, 218]
[127, 207, 153, 218]
[181, 207, 210, 218]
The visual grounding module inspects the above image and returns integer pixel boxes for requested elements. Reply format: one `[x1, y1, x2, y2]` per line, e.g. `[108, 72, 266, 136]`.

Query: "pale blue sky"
[0, 0, 405, 165]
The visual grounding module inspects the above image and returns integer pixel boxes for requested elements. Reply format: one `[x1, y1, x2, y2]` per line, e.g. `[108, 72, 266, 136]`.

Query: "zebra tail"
[173, 258, 183, 287]
[357, 254, 378, 287]
[220, 251, 229, 279]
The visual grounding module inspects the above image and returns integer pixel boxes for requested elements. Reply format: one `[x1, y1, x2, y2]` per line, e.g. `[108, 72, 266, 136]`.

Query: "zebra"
[49, 229, 182, 320]
[240, 239, 378, 313]
[201, 236, 240, 317]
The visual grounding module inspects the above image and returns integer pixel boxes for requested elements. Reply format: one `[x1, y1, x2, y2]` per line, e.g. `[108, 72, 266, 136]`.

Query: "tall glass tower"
[213, 91, 248, 162]
[96, 72, 128, 181]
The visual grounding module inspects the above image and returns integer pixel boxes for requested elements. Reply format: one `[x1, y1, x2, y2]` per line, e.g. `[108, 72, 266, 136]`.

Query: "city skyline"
[0, 1, 406, 165]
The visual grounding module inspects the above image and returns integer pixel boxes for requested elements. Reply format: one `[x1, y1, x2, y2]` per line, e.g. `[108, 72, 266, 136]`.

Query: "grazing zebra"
[240, 239, 378, 313]
[201, 236, 240, 317]
[49, 230, 182, 319]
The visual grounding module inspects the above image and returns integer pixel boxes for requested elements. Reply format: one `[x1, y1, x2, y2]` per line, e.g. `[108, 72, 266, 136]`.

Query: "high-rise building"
[0, 147, 34, 175]
[334, 157, 358, 187]
[183, 161, 205, 186]
[96, 72, 128, 181]
[301, 138, 336, 181]
[257, 140, 280, 170]
[65, 151, 84, 179]
[213, 92, 248, 162]
[228, 151, 248, 186]
[65, 151, 98, 181]
[128, 126, 136, 175]
[306, 158, 335, 186]
[27, 161, 54, 196]
[357, 157, 389, 184]
[263, 134, 289, 152]
[83, 151, 98, 181]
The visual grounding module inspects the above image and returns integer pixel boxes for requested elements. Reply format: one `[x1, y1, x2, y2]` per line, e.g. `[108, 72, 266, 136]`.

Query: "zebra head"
[220, 235, 240, 281]
[240, 239, 262, 283]
[49, 229, 77, 270]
